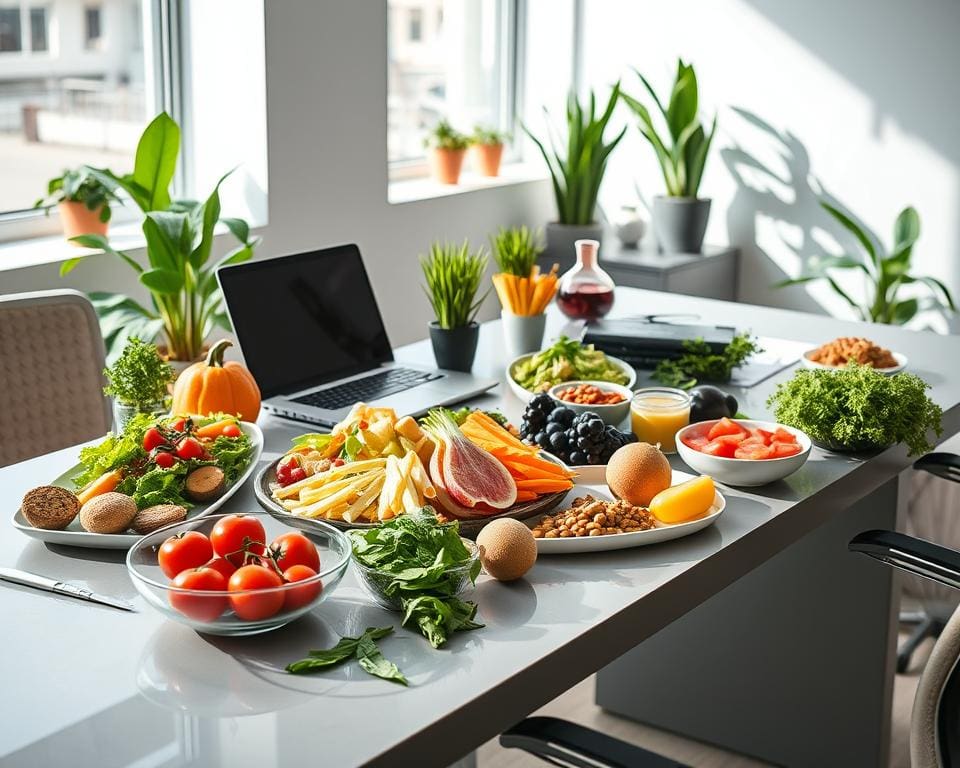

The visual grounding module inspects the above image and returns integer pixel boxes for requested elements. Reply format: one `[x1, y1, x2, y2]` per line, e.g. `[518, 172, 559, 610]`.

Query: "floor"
[477, 629, 933, 768]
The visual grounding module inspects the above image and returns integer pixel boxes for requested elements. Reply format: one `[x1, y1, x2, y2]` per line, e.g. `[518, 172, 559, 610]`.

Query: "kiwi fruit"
[606, 442, 672, 507]
[79, 492, 137, 534]
[476, 518, 537, 582]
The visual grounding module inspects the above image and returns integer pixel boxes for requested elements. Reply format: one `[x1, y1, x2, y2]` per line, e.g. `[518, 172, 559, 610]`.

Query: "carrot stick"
[515, 478, 574, 492]
[195, 419, 236, 439]
[515, 490, 539, 502]
[76, 469, 123, 505]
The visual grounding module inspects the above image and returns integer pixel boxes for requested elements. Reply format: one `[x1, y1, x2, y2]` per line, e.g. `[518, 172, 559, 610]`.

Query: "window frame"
[0, 6, 23, 52]
[28, 6, 47, 53]
[387, 0, 524, 182]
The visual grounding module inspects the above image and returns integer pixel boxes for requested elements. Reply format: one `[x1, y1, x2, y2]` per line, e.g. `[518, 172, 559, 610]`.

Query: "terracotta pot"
[58, 201, 108, 243]
[472, 143, 503, 177]
[430, 147, 466, 185]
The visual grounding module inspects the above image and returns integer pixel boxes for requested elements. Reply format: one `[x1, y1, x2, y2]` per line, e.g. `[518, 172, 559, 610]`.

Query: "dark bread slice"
[21, 486, 80, 530]
[185, 466, 226, 502]
[132, 504, 187, 534]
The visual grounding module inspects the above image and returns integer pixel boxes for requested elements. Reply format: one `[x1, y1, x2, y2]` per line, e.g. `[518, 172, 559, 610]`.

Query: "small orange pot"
[430, 147, 466, 185]
[472, 143, 504, 177]
[59, 201, 109, 243]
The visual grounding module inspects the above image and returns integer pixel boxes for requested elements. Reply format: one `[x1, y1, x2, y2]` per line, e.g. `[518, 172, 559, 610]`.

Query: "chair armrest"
[499, 716, 688, 768]
[849, 530, 960, 589]
[914, 452, 960, 484]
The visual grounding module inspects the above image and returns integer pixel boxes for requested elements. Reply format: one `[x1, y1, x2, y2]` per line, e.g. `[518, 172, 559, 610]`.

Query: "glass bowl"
[126, 512, 350, 635]
[351, 539, 479, 611]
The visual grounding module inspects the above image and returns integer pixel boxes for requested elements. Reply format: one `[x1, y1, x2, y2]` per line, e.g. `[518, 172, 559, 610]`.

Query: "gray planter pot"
[429, 322, 479, 372]
[543, 222, 604, 272]
[652, 197, 711, 254]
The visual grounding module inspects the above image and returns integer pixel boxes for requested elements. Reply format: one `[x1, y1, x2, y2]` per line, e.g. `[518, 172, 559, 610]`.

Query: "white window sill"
[0, 221, 148, 272]
[388, 163, 547, 205]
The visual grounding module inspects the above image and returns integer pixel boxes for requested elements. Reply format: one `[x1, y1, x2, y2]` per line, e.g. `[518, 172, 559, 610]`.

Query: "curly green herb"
[652, 333, 761, 389]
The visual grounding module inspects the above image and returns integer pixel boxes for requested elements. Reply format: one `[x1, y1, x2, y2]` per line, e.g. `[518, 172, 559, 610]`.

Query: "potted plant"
[35, 167, 120, 243]
[103, 336, 174, 430]
[425, 120, 470, 184]
[621, 59, 717, 253]
[421, 240, 489, 371]
[776, 203, 956, 323]
[524, 85, 626, 271]
[470, 125, 509, 177]
[60, 112, 260, 367]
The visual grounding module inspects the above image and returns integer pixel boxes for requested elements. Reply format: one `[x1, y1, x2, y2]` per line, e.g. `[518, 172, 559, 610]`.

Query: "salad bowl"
[506, 352, 636, 404]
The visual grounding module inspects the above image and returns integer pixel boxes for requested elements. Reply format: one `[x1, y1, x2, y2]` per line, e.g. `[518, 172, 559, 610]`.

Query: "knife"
[0, 567, 135, 612]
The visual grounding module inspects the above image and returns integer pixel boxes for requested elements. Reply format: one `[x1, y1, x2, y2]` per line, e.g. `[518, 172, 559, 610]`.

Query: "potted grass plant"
[621, 59, 717, 253]
[470, 125, 509, 177]
[421, 240, 490, 371]
[35, 167, 120, 243]
[60, 112, 260, 367]
[524, 85, 626, 271]
[425, 120, 470, 185]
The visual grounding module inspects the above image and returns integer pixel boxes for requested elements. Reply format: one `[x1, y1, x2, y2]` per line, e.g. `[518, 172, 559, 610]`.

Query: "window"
[29, 7, 45, 52]
[84, 6, 101, 50]
[388, 0, 517, 173]
[0, 8, 21, 52]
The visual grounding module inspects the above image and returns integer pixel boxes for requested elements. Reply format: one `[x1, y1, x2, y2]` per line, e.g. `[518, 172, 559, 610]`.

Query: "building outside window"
[84, 5, 101, 49]
[29, 7, 46, 52]
[387, 0, 516, 175]
[0, 8, 22, 52]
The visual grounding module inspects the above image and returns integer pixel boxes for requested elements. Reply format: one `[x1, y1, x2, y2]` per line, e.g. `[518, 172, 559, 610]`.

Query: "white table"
[1, 288, 958, 768]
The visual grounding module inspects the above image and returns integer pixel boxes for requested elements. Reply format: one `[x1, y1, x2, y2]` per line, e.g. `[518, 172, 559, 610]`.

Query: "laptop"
[216, 244, 497, 427]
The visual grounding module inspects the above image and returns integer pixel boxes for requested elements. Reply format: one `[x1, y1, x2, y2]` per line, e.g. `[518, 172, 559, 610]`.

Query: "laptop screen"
[217, 245, 394, 398]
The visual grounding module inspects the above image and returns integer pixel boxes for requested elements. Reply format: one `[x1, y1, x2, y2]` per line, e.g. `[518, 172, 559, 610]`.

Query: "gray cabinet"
[600, 243, 739, 302]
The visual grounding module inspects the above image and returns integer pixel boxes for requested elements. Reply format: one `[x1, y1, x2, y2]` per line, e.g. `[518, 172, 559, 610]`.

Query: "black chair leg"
[898, 615, 946, 673]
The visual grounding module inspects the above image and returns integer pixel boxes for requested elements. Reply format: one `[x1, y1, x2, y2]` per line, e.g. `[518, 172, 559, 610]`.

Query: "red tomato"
[707, 418, 748, 441]
[221, 423, 242, 438]
[282, 565, 322, 611]
[332, 458, 345, 467]
[701, 440, 738, 458]
[270, 532, 321, 572]
[748, 428, 775, 444]
[170, 418, 188, 432]
[771, 441, 802, 458]
[210, 514, 267, 566]
[735, 444, 774, 460]
[152, 450, 177, 469]
[158, 531, 214, 579]
[713, 433, 748, 445]
[228, 565, 285, 620]
[684, 435, 710, 450]
[773, 428, 798, 444]
[204, 556, 237, 581]
[143, 427, 167, 451]
[275, 455, 303, 487]
[169, 567, 228, 622]
[175, 436, 205, 461]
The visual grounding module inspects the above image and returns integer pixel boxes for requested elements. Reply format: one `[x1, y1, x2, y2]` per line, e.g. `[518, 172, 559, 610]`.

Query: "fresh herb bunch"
[286, 626, 407, 685]
[490, 226, 544, 277]
[103, 337, 174, 408]
[524, 85, 626, 225]
[472, 125, 509, 146]
[350, 508, 483, 648]
[423, 119, 470, 150]
[652, 333, 761, 389]
[35, 167, 120, 222]
[767, 365, 942, 456]
[420, 240, 490, 329]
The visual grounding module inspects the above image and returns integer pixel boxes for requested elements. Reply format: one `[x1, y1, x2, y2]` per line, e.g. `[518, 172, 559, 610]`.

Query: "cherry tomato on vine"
[170, 418, 188, 432]
[221, 423, 242, 438]
[175, 437, 205, 461]
[270, 532, 320, 572]
[204, 556, 237, 581]
[228, 565, 285, 620]
[282, 565, 322, 611]
[143, 427, 167, 452]
[158, 531, 214, 579]
[210, 514, 267, 566]
[152, 449, 177, 469]
[169, 567, 228, 622]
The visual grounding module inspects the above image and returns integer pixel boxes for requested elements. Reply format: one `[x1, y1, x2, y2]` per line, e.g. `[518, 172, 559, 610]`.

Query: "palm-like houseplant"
[776, 203, 955, 324]
[61, 113, 260, 363]
[621, 59, 717, 253]
[524, 85, 625, 268]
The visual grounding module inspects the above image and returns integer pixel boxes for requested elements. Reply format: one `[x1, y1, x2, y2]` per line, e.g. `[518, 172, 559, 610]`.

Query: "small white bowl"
[547, 380, 633, 427]
[506, 352, 637, 404]
[675, 419, 812, 487]
[801, 350, 907, 376]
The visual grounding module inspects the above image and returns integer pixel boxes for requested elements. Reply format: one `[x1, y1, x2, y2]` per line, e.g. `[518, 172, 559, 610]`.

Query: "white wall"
[580, 0, 960, 329]
[1, 1, 553, 348]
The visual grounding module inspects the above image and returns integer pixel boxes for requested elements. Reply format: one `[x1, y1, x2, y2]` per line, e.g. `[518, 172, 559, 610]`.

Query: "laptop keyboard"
[291, 368, 442, 410]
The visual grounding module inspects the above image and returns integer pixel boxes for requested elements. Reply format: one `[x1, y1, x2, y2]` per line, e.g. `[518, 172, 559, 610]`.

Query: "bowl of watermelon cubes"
[676, 418, 811, 487]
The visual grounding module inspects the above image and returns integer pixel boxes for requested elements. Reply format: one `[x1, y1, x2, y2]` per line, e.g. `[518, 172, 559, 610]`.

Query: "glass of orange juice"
[630, 387, 692, 453]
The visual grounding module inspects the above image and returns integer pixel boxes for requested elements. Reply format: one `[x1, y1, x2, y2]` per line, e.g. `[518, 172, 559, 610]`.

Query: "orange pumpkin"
[171, 339, 261, 422]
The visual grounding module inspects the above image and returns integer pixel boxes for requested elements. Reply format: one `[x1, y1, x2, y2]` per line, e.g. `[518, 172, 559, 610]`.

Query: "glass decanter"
[556, 239, 616, 321]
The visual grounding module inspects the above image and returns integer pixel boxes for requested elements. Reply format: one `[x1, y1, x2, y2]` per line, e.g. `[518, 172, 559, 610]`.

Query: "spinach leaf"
[402, 595, 483, 649]
[356, 634, 408, 685]
[286, 627, 405, 683]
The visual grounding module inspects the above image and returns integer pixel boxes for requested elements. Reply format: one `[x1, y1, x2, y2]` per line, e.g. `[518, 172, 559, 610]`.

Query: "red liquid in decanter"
[556, 239, 616, 321]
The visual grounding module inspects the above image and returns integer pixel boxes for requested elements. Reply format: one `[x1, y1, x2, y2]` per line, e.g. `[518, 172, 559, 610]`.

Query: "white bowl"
[547, 380, 632, 427]
[675, 419, 811, 487]
[801, 350, 907, 376]
[507, 352, 637, 404]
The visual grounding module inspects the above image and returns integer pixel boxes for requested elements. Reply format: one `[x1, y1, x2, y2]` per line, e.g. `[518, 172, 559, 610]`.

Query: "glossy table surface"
[2, 288, 959, 768]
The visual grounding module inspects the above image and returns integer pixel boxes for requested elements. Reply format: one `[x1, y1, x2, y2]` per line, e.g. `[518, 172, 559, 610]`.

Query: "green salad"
[350, 508, 483, 648]
[512, 336, 630, 392]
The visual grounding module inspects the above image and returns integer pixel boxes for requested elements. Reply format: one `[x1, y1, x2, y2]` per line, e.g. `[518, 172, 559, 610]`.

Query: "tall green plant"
[420, 241, 489, 329]
[776, 203, 955, 324]
[60, 113, 260, 361]
[524, 85, 626, 225]
[621, 60, 716, 197]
